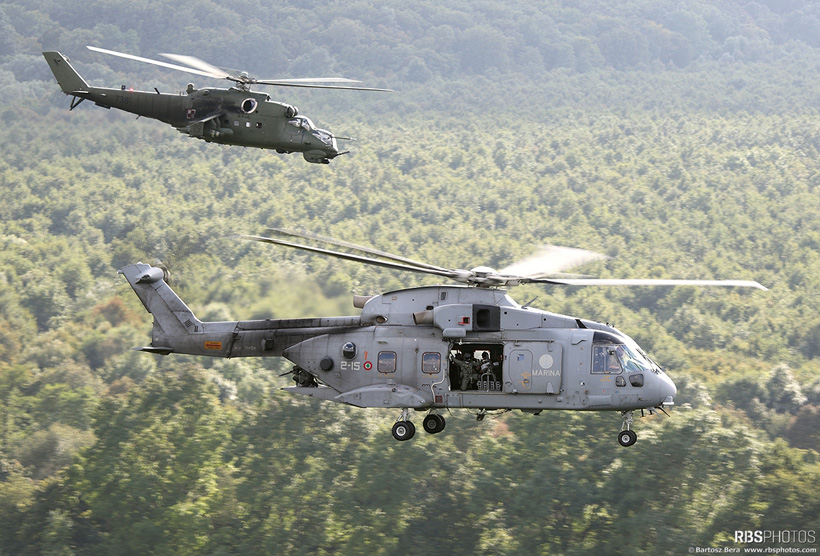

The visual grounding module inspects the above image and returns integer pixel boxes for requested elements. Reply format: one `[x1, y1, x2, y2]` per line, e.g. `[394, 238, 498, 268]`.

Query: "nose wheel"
[617, 410, 638, 447]
[618, 429, 637, 446]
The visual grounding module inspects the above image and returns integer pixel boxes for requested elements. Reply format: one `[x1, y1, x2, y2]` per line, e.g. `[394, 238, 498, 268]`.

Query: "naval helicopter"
[119, 229, 767, 446]
[43, 47, 390, 164]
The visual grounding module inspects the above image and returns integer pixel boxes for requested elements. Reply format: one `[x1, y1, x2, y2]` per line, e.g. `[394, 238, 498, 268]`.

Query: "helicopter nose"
[658, 373, 676, 406]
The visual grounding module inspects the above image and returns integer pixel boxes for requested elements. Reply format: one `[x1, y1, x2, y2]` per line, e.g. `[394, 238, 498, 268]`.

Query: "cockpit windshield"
[287, 116, 335, 147]
[592, 331, 659, 374]
[288, 115, 316, 131]
[311, 128, 334, 147]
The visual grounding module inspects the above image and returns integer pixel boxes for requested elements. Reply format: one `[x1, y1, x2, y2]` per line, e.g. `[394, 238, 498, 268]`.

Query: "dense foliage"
[2, 0, 820, 554]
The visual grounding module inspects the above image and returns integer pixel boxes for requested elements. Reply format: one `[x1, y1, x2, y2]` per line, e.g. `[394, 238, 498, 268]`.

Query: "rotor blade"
[266, 228, 451, 273]
[88, 46, 391, 90]
[161, 53, 391, 90]
[530, 278, 768, 290]
[254, 79, 393, 91]
[498, 245, 609, 278]
[87, 46, 224, 79]
[241, 234, 457, 280]
[159, 53, 232, 79]
[259, 77, 364, 84]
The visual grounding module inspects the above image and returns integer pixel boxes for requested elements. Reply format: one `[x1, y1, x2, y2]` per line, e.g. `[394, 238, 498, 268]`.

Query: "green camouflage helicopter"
[43, 47, 390, 164]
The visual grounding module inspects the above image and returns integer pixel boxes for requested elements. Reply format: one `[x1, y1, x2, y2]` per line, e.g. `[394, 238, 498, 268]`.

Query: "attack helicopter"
[119, 229, 767, 446]
[43, 47, 390, 164]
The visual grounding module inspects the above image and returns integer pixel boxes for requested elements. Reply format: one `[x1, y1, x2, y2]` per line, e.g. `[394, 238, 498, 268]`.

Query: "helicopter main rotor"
[242, 229, 768, 291]
[87, 46, 392, 92]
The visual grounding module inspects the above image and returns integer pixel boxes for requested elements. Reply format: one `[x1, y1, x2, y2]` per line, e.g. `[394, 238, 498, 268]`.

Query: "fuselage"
[82, 85, 339, 161]
[279, 285, 677, 413]
[119, 260, 676, 415]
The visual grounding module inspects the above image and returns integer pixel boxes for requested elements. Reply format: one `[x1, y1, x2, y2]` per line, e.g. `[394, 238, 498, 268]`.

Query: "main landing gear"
[391, 409, 446, 441]
[392, 420, 416, 441]
[422, 413, 446, 434]
[618, 410, 638, 447]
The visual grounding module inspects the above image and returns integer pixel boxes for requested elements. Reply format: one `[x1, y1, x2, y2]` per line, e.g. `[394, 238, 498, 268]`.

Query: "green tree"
[58, 367, 238, 555]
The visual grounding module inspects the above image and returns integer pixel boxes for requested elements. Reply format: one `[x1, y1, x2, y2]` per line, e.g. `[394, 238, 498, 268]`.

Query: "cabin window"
[378, 351, 397, 373]
[422, 352, 441, 374]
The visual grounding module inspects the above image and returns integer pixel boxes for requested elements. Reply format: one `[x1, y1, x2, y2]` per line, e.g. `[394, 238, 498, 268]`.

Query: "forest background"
[1, 0, 820, 554]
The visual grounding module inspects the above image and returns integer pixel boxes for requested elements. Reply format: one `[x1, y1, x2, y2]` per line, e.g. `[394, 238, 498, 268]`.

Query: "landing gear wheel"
[392, 420, 416, 441]
[618, 429, 637, 447]
[423, 414, 446, 434]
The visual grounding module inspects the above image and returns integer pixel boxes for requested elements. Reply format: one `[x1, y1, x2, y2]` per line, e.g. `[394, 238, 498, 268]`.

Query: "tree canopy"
[2, 0, 820, 554]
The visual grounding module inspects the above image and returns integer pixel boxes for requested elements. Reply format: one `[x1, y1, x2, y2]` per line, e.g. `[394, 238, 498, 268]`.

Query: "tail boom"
[119, 263, 362, 357]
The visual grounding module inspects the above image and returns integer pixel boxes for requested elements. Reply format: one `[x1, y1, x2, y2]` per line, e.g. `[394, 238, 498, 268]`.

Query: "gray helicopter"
[119, 230, 766, 446]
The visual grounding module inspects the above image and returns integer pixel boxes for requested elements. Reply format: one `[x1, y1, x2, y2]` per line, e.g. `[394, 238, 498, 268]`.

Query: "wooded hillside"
[2, 1, 820, 554]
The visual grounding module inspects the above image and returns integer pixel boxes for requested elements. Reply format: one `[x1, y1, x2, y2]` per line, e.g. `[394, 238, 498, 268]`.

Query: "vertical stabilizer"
[42, 51, 89, 94]
[119, 263, 205, 355]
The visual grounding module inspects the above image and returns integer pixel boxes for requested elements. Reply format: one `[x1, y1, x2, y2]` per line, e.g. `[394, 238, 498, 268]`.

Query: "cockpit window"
[593, 345, 622, 374]
[615, 343, 653, 373]
[311, 128, 334, 147]
[288, 115, 315, 131]
[592, 343, 653, 374]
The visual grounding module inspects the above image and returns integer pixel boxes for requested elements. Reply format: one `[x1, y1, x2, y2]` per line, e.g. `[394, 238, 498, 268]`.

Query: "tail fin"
[42, 51, 89, 95]
[119, 263, 206, 355]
